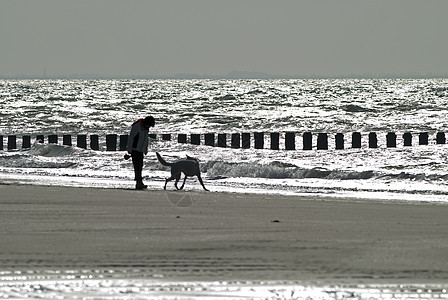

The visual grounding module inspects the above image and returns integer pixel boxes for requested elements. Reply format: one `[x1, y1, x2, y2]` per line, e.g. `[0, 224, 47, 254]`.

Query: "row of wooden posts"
[0, 132, 447, 151]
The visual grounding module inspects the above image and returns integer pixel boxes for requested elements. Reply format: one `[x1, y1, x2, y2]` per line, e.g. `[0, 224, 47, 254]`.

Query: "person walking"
[127, 116, 155, 190]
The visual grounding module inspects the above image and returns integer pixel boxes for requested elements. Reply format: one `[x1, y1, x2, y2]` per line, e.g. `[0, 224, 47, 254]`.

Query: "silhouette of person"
[126, 116, 155, 190]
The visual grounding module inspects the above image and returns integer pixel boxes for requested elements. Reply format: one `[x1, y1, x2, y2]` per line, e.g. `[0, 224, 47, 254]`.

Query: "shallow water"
[1, 273, 447, 300]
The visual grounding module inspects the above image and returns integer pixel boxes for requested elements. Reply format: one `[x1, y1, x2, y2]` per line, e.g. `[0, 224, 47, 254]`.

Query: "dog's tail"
[156, 152, 172, 166]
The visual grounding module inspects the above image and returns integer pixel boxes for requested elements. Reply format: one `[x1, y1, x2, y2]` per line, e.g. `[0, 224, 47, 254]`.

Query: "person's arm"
[135, 130, 148, 154]
[127, 124, 138, 154]
[143, 133, 149, 155]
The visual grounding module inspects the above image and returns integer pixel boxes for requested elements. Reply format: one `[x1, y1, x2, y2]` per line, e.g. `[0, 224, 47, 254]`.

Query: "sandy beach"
[1, 184, 447, 285]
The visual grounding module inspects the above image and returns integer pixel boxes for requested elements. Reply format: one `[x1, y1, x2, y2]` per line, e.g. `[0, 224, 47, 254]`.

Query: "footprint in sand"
[165, 191, 198, 207]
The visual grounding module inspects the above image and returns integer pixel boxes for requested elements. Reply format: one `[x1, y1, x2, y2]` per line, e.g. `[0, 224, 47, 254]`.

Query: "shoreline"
[1, 175, 447, 206]
[1, 183, 448, 287]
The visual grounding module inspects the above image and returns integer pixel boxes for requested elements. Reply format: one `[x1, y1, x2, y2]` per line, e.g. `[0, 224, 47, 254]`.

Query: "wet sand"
[1, 184, 448, 286]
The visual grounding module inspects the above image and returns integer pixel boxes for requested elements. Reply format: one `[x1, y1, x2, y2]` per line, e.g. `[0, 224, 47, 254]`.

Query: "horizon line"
[1, 70, 448, 80]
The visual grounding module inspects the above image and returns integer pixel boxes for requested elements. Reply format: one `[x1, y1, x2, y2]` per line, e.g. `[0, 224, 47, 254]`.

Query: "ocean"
[1, 78, 448, 202]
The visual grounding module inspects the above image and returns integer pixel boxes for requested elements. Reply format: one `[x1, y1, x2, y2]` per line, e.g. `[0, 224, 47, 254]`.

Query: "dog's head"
[186, 155, 198, 162]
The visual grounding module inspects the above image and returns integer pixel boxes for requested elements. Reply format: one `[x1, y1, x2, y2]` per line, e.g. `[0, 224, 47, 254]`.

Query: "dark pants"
[131, 150, 144, 182]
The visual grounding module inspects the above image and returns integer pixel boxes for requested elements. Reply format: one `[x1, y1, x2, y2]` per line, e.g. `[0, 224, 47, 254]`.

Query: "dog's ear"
[186, 155, 198, 161]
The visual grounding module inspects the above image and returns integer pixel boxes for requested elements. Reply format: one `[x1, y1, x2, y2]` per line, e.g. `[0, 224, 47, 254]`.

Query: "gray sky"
[1, 0, 447, 78]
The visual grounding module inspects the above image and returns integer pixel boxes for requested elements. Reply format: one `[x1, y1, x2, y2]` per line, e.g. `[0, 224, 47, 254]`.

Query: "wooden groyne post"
[352, 132, 361, 148]
[317, 133, 328, 150]
[386, 132, 397, 148]
[303, 132, 312, 150]
[419, 132, 429, 145]
[90, 135, 99, 150]
[22, 135, 31, 148]
[335, 133, 344, 149]
[8, 135, 17, 150]
[285, 132, 295, 150]
[270, 133, 279, 150]
[119, 135, 128, 151]
[436, 132, 446, 144]
[106, 134, 117, 151]
[369, 132, 378, 148]
[218, 133, 227, 148]
[231, 133, 240, 148]
[242, 133, 251, 149]
[191, 134, 200, 145]
[77, 135, 87, 149]
[254, 132, 264, 149]
[204, 133, 214, 146]
[178, 133, 187, 144]
[48, 135, 58, 144]
[36, 135, 44, 143]
[403, 132, 412, 146]
[63, 135, 72, 146]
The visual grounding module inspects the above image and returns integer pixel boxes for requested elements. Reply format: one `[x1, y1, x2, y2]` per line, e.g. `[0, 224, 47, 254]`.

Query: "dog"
[156, 152, 209, 191]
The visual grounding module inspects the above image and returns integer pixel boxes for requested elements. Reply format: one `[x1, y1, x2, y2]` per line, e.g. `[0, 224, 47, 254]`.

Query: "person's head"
[142, 116, 155, 128]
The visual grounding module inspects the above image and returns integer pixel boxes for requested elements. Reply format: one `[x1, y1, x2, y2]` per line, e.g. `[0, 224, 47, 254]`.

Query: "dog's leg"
[164, 175, 177, 190]
[179, 175, 187, 190]
[174, 173, 182, 190]
[197, 175, 209, 191]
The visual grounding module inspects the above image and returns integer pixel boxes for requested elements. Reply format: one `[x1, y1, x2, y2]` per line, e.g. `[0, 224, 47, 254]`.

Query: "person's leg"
[132, 151, 146, 189]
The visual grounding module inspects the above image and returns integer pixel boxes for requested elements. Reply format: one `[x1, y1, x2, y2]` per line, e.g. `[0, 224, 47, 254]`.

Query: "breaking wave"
[204, 160, 448, 183]
[27, 143, 86, 157]
[341, 104, 376, 113]
[0, 144, 86, 169]
[204, 160, 374, 180]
